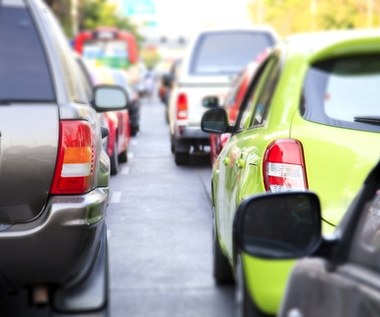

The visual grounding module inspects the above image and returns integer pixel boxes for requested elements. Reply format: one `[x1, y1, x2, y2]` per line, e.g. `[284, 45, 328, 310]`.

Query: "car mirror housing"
[92, 85, 129, 112]
[234, 192, 322, 259]
[201, 108, 231, 134]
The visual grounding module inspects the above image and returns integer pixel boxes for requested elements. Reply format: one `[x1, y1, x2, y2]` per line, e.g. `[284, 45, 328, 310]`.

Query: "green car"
[201, 30, 380, 316]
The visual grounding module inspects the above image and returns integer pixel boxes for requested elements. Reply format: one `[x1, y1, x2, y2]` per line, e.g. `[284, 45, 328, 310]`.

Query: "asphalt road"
[107, 97, 234, 317]
[0, 97, 234, 317]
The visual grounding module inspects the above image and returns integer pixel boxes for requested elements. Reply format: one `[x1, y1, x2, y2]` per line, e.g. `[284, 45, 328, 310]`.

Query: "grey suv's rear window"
[190, 32, 275, 76]
[303, 55, 380, 132]
[0, 7, 55, 101]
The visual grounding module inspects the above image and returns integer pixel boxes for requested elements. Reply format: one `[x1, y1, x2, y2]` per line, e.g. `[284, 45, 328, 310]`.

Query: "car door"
[217, 55, 281, 257]
[281, 167, 380, 317]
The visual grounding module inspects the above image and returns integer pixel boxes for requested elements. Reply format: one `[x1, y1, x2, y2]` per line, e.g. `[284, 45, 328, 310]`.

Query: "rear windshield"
[303, 55, 380, 132]
[190, 32, 275, 76]
[0, 6, 55, 101]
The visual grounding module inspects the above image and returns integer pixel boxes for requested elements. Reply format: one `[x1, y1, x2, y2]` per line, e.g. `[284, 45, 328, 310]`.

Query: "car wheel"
[170, 135, 175, 154]
[213, 219, 234, 284]
[130, 125, 138, 137]
[110, 141, 119, 175]
[174, 150, 190, 165]
[118, 147, 128, 163]
[235, 254, 271, 317]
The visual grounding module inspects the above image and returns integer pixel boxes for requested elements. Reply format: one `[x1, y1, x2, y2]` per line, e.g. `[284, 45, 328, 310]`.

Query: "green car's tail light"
[176, 93, 188, 120]
[50, 120, 95, 194]
[263, 139, 308, 192]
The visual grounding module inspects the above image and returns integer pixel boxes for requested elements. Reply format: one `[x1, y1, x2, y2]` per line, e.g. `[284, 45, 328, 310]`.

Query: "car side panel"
[244, 256, 295, 314]
[280, 259, 380, 317]
[291, 112, 380, 228]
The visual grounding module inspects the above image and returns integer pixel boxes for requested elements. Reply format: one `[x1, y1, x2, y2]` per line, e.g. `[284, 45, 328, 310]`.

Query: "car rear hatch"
[0, 2, 59, 223]
[291, 52, 380, 230]
[178, 75, 232, 125]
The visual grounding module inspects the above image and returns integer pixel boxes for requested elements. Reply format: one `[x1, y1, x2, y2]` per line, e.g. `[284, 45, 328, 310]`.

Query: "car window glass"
[42, 7, 89, 103]
[302, 55, 380, 133]
[0, 6, 55, 101]
[349, 187, 380, 272]
[224, 69, 245, 108]
[75, 58, 93, 100]
[249, 57, 280, 127]
[190, 32, 275, 76]
[235, 56, 276, 132]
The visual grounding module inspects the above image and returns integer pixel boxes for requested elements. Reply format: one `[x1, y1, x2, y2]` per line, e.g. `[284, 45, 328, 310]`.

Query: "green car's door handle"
[223, 157, 230, 166]
[236, 158, 246, 169]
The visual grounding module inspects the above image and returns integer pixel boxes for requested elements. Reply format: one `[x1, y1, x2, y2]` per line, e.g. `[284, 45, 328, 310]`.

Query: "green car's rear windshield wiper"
[354, 116, 380, 126]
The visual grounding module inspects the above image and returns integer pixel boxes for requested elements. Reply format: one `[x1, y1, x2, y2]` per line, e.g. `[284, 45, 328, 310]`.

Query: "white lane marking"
[121, 166, 130, 175]
[128, 152, 134, 159]
[132, 139, 138, 146]
[110, 191, 122, 204]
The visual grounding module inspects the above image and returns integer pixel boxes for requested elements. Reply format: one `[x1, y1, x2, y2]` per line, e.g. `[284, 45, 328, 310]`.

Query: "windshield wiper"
[354, 116, 380, 126]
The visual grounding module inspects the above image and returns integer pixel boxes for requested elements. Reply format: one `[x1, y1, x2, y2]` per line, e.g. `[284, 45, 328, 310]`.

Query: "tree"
[78, 0, 143, 44]
[247, 0, 380, 36]
[46, 0, 73, 36]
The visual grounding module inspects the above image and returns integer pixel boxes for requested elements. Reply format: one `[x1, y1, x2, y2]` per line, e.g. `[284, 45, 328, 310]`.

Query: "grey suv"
[0, 0, 128, 315]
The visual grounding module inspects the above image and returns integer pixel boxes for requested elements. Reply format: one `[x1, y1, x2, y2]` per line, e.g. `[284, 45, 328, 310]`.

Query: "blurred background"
[47, 0, 380, 70]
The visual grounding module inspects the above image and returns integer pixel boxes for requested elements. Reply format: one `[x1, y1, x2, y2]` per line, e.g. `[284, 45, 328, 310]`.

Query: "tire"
[174, 151, 190, 165]
[213, 220, 234, 284]
[235, 255, 271, 317]
[170, 135, 175, 154]
[118, 148, 128, 163]
[130, 125, 138, 137]
[110, 141, 119, 175]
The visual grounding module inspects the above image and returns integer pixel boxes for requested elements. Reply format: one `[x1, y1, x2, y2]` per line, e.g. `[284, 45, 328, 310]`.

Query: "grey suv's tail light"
[50, 120, 95, 194]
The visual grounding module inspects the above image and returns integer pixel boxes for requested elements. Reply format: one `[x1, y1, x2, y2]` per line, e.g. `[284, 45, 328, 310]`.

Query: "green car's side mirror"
[234, 192, 322, 259]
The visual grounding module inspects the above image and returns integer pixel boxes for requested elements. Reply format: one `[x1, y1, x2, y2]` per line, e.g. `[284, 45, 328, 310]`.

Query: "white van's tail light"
[263, 139, 308, 192]
[176, 93, 188, 120]
[50, 120, 95, 194]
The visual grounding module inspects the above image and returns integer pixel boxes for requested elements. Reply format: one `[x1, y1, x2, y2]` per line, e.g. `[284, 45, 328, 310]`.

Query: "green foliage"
[77, 0, 143, 44]
[248, 0, 380, 36]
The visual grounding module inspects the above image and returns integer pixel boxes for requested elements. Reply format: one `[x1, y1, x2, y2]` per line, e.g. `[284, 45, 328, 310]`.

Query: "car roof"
[282, 29, 380, 61]
[188, 25, 279, 41]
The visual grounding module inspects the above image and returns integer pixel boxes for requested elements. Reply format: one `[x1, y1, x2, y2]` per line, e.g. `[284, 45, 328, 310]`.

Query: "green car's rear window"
[0, 6, 55, 102]
[302, 55, 380, 132]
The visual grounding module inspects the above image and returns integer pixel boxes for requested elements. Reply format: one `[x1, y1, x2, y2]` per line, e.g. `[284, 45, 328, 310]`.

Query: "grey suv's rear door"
[0, 1, 59, 223]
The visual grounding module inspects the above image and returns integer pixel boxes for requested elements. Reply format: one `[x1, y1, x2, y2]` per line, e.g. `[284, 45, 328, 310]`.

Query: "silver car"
[0, 0, 128, 315]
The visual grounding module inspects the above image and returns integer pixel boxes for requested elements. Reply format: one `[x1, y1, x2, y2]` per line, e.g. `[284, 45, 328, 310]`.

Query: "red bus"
[74, 27, 139, 69]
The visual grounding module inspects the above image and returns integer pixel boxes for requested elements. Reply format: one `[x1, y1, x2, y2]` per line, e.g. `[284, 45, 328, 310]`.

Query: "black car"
[235, 159, 380, 317]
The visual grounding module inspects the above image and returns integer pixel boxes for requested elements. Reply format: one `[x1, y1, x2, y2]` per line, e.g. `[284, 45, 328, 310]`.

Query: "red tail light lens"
[176, 93, 188, 120]
[50, 120, 95, 194]
[263, 139, 308, 192]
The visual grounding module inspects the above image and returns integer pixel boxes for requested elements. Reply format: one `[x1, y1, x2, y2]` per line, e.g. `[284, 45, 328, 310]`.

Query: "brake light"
[176, 93, 188, 120]
[263, 139, 308, 192]
[50, 120, 95, 194]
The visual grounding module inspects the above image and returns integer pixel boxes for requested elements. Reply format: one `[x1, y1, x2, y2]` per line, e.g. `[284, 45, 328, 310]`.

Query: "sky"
[119, 0, 254, 39]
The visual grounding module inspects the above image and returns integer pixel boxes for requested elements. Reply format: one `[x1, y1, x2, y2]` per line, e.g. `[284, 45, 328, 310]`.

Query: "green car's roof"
[282, 29, 380, 62]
